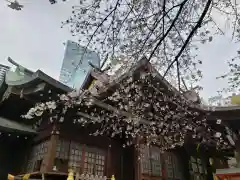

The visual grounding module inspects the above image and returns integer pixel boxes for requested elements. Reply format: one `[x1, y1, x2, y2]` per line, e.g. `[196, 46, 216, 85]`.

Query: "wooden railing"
[8, 171, 115, 180]
[74, 174, 108, 180]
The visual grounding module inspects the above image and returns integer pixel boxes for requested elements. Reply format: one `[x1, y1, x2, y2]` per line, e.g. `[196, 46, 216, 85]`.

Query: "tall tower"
[59, 40, 100, 89]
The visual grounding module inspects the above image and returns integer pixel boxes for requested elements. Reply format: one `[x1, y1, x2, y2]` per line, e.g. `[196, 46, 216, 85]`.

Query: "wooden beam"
[106, 144, 111, 177]
[88, 97, 149, 124]
[81, 144, 86, 174]
[11, 83, 46, 95]
[208, 115, 240, 121]
[77, 98, 149, 125]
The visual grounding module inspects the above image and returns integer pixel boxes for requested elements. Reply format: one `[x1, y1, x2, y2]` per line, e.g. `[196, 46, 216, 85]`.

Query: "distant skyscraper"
[59, 40, 100, 89]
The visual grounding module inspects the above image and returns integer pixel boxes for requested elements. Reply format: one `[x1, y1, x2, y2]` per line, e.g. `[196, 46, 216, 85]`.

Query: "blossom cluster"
[23, 70, 231, 151]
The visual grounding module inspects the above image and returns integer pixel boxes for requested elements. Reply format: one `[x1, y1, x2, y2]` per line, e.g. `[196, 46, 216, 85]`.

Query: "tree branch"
[163, 0, 213, 78]
[147, 0, 189, 62]
[74, 0, 121, 72]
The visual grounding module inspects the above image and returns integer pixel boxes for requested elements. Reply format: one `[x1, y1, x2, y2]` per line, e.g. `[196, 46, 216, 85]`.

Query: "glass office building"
[59, 40, 100, 89]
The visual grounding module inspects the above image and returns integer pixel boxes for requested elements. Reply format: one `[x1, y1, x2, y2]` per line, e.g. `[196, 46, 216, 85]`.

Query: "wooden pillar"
[106, 144, 112, 177]
[40, 131, 58, 172]
[134, 137, 141, 180]
[235, 140, 240, 168]
[81, 144, 86, 174]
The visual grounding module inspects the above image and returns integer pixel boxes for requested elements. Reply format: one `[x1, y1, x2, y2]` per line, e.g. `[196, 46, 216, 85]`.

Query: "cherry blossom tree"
[23, 0, 240, 151]
[62, 0, 240, 90]
[217, 51, 240, 93]
[23, 70, 233, 151]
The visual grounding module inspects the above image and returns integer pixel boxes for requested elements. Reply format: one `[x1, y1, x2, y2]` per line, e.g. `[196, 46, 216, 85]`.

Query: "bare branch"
[163, 0, 213, 78]
[147, 0, 189, 62]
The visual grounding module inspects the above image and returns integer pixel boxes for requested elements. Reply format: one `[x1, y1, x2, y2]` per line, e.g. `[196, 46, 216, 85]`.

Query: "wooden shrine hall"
[0, 57, 236, 180]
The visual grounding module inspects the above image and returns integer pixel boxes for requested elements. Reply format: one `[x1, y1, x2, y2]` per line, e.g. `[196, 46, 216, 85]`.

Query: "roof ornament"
[4, 57, 35, 86]
[7, 57, 32, 75]
[88, 55, 110, 95]
[183, 89, 200, 103]
[7, 57, 33, 78]
[181, 78, 201, 104]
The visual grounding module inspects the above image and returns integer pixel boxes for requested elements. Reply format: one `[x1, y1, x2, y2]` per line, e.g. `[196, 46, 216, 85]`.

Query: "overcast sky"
[0, 0, 239, 100]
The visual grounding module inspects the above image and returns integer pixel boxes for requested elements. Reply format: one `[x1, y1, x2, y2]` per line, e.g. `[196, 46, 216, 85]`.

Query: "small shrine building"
[0, 57, 236, 180]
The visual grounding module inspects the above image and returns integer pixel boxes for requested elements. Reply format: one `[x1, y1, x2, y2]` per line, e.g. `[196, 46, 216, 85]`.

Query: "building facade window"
[172, 154, 182, 179]
[140, 145, 162, 177]
[84, 147, 105, 176]
[69, 142, 82, 171]
[164, 152, 183, 180]
[26, 140, 49, 172]
[56, 139, 69, 160]
[140, 145, 183, 180]
[165, 153, 174, 178]
[189, 157, 207, 180]
[55, 139, 106, 175]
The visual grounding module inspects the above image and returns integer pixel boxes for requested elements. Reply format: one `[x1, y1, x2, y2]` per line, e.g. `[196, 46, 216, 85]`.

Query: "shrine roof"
[87, 57, 240, 118]
[92, 57, 184, 98]
[5, 69, 71, 93]
[207, 105, 240, 112]
[1, 57, 71, 93]
[0, 58, 72, 106]
[0, 58, 72, 124]
[24, 57, 234, 151]
[0, 116, 36, 134]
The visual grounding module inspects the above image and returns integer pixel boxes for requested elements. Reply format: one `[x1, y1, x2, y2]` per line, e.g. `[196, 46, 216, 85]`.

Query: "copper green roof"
[5, 57, 72, 93]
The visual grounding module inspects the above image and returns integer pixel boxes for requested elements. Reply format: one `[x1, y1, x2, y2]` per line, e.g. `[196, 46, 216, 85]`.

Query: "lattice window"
[164, 152, 183, 179]
[165, 153, 174, 178]
[172, 154, 183, 179]
[95, 154, 105, 175]
[140, 145, 162, 176]
[150, 147, 162, 176]
[26, 140, 49, 172]
[36, 141, 48, 160]
[189, 157, 206, 174]
[84, 148, 105, 176]
[68, 142, 82, 171]
[189, 157, 207, 180]
[140, 145, 151, 174]
[54, 139, 106, 175]
[56, 139, 70, 160]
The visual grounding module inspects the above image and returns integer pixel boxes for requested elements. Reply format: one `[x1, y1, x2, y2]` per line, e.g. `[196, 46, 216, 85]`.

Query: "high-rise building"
[59, 40, 100, 89]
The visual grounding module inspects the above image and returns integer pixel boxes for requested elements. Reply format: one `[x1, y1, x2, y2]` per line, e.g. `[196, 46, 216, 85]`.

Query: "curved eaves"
[5, 70, 72, 93]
